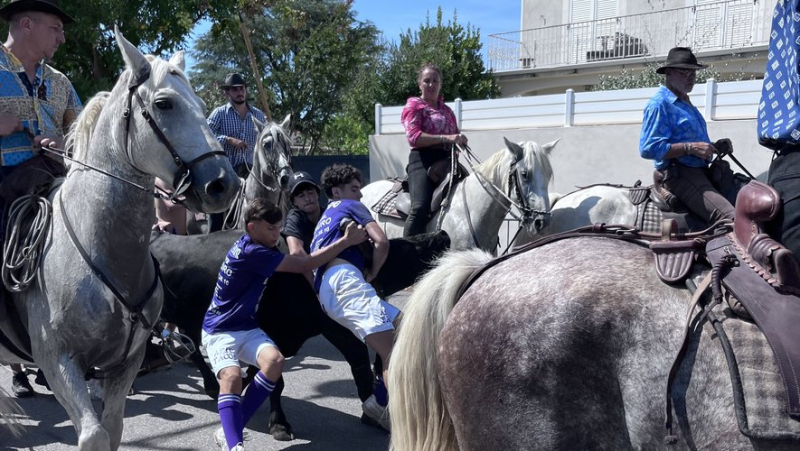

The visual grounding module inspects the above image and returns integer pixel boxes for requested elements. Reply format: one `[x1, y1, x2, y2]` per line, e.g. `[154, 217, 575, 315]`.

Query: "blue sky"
[184, 1, 521, 71]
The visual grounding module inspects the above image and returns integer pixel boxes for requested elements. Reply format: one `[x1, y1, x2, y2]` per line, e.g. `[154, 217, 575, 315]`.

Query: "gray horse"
[0, 28, 239, 450]
[360, 138, 557, 252]
[389, 239, 800, 450]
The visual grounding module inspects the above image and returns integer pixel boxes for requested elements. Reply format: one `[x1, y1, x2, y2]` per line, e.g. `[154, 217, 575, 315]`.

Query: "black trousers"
[768, 148, 800, 263]
[404, 148, 449, 237]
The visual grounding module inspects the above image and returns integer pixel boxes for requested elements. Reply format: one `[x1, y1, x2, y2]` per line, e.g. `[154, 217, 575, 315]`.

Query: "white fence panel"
[374, 79, 762, 134]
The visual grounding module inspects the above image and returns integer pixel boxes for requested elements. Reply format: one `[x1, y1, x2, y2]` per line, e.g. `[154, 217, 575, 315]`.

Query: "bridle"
[458, 144, 551, 251]
[247, 123, 293, 194]
[122, 64, 225, 201]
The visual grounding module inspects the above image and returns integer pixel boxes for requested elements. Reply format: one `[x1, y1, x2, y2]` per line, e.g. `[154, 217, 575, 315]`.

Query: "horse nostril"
[205, 178, 226, 197]
[279, 175, 289, 189]
[534, 218, 544, 231]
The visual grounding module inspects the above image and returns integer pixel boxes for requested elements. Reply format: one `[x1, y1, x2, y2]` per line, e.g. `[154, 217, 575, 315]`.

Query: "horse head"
[252, 114, 294, 192]
[503, 137, 558, 233]
[111, 27, 240, 213]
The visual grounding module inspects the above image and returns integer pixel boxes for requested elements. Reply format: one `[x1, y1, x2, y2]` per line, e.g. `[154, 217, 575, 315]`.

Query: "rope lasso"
[3, 193, 52, 292]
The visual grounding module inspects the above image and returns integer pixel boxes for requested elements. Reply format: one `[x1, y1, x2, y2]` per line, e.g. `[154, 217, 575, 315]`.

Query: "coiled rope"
[2, 193, 52, 292]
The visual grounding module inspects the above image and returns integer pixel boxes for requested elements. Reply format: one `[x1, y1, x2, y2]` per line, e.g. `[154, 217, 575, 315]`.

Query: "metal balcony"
[487, 0, 772, 73]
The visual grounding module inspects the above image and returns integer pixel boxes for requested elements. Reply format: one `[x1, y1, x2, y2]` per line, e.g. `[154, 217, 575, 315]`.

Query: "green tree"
[591, 63, 749, 91]
[189, 0, 380, 155]
[0, 0, 238, 100]
[379, 7, 500, 106]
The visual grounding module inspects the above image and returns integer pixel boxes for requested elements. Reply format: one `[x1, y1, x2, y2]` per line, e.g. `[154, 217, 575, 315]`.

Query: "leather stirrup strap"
[663, 271, 713, 442]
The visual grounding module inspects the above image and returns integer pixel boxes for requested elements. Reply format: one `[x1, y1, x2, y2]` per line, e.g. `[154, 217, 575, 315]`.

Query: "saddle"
[371, 162, 468, 220]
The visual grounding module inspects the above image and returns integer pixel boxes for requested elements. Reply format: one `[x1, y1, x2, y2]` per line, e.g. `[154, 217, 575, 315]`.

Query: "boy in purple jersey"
[203, 198, 367, 450]
[310, 164, 398, 430]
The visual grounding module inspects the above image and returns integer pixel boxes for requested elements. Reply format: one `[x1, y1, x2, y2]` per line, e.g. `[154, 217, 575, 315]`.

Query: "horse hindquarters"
[435, 238, 748, 450]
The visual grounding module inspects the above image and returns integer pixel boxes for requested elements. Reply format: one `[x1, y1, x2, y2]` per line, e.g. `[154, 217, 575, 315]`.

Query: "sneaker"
[361, 394, 390, 431]
[214, 427, 251, 449]
[11, 372, 34, 398]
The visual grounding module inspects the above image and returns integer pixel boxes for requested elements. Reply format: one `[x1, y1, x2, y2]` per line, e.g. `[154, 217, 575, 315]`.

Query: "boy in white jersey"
[202, 198, 366, 450]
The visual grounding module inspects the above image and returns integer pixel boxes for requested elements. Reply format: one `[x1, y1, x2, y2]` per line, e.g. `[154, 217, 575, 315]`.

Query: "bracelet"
[683, 142, 690, 156]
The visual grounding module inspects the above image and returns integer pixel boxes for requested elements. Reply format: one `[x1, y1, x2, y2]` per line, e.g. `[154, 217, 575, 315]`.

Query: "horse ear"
[251, 116, 264, 133]
[541, 138, 561, 155]
[280, 114, 291, 130]
[503, 137, 524, 161]
[114, 26, 149, 80]
[169, 51, 186, 72]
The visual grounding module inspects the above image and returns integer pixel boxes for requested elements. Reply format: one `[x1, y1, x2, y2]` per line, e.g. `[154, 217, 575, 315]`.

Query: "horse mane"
[66, 91, 110, 167]
[473, 141, 554, 190]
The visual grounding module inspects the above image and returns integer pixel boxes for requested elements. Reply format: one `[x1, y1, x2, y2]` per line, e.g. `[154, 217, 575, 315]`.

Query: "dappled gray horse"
[360, 138, 558, 252]
[389, 240, 800, 450]
[0, 28, 238, 450]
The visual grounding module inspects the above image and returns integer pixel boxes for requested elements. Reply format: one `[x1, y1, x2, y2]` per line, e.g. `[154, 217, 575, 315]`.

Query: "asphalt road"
[0, 291, 411, 451]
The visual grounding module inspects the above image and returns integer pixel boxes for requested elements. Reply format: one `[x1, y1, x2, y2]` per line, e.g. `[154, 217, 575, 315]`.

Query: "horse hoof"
[269, 423, 294, 441]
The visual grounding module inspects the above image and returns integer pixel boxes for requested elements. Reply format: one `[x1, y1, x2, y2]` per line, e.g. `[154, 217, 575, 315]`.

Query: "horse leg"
[40, 355, 110, 450]
[100, 347, 145, 450]
[267, 376, 293, 441]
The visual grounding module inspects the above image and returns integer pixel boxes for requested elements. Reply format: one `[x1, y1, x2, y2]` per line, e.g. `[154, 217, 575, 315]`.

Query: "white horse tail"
[0, 386, 23, 438]
[389, 248, 494, 451]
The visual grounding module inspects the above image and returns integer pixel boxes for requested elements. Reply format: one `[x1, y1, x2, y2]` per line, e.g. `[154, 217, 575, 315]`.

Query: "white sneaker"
[214, 427, 251, 450]
[361, 394, 390, 431]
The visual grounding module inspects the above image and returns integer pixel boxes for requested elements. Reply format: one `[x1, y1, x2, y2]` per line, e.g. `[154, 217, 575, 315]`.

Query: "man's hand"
[227, 137, 247, 149]
[0, 114, 21, 137]
[342, 221, 368, 246]
[34, 134, 65, 150]
[688, 142, 716, 160]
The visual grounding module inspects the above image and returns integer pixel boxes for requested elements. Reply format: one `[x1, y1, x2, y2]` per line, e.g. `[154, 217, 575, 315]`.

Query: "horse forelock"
[525, 141, 554, 186]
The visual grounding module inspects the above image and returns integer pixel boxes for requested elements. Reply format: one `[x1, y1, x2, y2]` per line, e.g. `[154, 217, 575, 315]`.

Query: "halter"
[246, 123, 293, 193]
[122, 65, 225, 201]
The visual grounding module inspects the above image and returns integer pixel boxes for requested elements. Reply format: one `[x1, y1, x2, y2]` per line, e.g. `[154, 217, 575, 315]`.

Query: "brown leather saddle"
[370, 162, 468, 220]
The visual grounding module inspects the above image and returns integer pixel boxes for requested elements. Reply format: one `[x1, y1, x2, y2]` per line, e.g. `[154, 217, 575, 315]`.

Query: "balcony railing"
[487, 0, 772, 73]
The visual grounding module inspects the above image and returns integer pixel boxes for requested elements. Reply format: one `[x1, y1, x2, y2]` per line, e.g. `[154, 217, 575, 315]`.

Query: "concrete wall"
[370, 119, 771, 197]
[522, 0, 564, 29]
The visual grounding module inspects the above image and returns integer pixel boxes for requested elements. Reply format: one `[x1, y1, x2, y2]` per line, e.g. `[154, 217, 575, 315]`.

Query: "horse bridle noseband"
[123, 65, 225, 201]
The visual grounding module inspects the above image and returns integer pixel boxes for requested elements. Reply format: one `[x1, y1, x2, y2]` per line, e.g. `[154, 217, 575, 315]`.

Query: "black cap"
[288, 171, 320, 197]
[220, 73, 246, 89]
[656, 47, 707, 74]
[0, 0, 74, 24]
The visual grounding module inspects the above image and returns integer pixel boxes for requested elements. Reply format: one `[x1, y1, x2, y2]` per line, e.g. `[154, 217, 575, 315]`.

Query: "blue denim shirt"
[639, 86, 711, 170]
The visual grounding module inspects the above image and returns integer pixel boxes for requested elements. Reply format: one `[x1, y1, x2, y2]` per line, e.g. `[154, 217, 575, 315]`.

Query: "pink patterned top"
[400, 96, 460, 148]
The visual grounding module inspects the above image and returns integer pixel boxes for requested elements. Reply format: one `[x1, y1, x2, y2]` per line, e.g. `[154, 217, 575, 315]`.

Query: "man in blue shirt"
[310, 163, 396, 430]
[205, 73, 266, 233]
[639, 47, 734, 225]
[203, 198, 366, 450]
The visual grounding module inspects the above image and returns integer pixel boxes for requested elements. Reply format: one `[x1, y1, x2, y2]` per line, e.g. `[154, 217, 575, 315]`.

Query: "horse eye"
[154, 99, 173, 110]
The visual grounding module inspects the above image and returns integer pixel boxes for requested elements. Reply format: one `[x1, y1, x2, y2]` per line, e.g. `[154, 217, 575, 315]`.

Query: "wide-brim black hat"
[656, 47, 707, 74]
[0, 0, 74, 24]
[288, 171, 320, 197]
[220, 73, 247, 89]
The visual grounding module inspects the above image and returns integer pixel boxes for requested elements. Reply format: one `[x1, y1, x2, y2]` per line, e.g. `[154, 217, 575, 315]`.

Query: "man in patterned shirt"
[639, 47, 734, 225]
[0, 0, 81, 399]
[206, 72, 266, 233]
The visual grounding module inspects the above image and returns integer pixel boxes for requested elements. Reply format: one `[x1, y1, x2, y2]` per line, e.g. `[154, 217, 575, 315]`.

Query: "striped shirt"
[206, 102, 266, 168]
[0, 46, 82, 167]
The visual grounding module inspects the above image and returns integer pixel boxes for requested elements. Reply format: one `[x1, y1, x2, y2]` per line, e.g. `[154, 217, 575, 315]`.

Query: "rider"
[206, 73, 266, 233]
[203, 197, 366, 450]
[310, 163, 396, 430]
[400, 63, 468, 237]
[0, 0, 81, 398]
[639, 47, 735, 225]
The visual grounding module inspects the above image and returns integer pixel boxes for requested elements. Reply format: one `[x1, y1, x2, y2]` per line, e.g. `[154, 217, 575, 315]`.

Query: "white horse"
[512, 184, 637, 245]
[360, 138, 558, 252]
[0, 28, 239, 450]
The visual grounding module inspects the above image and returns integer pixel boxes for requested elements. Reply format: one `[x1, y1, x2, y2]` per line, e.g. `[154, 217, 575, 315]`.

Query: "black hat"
[220, 73, 246, 89]
[0, 0, 74, 24]
[288, 171, 320, 197]
[656, 47, 707, 74]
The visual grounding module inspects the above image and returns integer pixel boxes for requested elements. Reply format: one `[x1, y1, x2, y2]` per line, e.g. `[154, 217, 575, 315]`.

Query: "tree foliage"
[189, 0, 380, 155]
[0, 0, 238, 101]
[591, 62, 751, 91]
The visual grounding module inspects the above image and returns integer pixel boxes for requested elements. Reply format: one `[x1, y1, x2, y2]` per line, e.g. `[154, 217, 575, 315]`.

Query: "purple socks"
[218, 394, 243, 449]
[242, 371, 276, 425]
